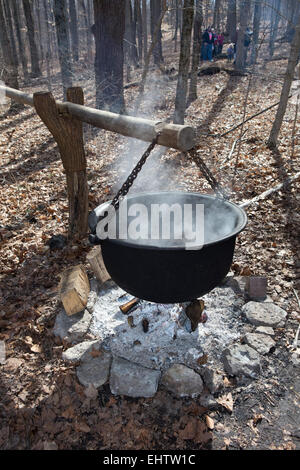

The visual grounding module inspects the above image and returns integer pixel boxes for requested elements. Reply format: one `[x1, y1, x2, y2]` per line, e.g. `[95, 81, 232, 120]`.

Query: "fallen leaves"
[178, 417, 212, 444]
[217, 393, 234, 413]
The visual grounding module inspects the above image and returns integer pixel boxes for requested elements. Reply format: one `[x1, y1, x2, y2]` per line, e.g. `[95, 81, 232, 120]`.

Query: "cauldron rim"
[96, 191, 247, 251]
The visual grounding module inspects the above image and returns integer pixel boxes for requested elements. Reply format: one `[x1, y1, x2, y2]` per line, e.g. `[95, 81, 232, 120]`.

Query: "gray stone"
[245, 276, 267, 301]
[242, 302, 287, 327]
[202, 367, 224, 394]
[161, 363, 203, 398]
[86, 278, 99, 312]
[76, 351, 111, 388]
[62, 340, 101, 362]
[221, 343, 261, 378]
[53, 309, 92, 343]
[110, 357, 160, 398]
[244, 333, 276, 355]
[255, 326, 275, 336]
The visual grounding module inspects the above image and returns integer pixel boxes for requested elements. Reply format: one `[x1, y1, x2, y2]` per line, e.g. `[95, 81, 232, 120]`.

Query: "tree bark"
[11, 0, 29, 79]
[135, 0, 143, 64]
[53, 0, 73, 99]
[33, 88, 88, 239]
[69, 0, 79, 62]
[213, 0, 221, 31]
[268, 15, 300, 148]
[250, 0, 262, 65]
[0, 0, 19, 91]
[3, 0, 19, 70]
[142, 0, 148, 62]
[188, 0, 203, 103]
[174, 0, 194, 124]
[22, 0, 42, 77]
[269, 0, 281, 58]
[226, 0, 237, 42]
[235, 0, 251, 70]
[93, 0, 125, 113]
[150, 0, 164, 65]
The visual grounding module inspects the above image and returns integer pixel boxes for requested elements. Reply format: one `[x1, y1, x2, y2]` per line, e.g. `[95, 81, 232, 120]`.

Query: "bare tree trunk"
[269, 0, 281, 58]
[235, 0, 251, 70]
[135, 0, 143, 64]
[11, 0, 29, 80]
[22, 0, 42, 77]
[268, 15, 300, 148]
[250, 0, 262, 65]
[226, 0, 237, 42]
[78, 0, 92, 62]
[0, 0, 19, 91]
[150, 0, 164, 65]
[69, 0, 79, 62]
[142, 0, 148, 62]
[188, 0, 203, 103]
[94, 0, 125, 113]
[213, 0, 221, 31]
[174, 0, 194, 124]
[53, 0, 73, 99]
[3, 0, 19, 70]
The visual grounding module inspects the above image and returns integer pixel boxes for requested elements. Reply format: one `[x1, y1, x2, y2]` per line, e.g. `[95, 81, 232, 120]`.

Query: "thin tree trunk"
[11, 0, 28, 80]
[188, 0, 203, 103]
[94, 0, 125, 113]
[268, 15, 300, 148]
[142, 0, 148, 62]
[78, 0, 92, 62]
[135, 0, 143, 64]
[0, 0, 19, 91]
[174, 0, 194, 124]
[226, 0, 237, 42]
[150, 0, 164, 65]
[213, 0, 221, 31]
[69, 0, 79, 62]
[53, 0, 73, 99]
[269, 0, 281, 57]
[3, 0, 19, 70]
[250, 0, 262, 65]
[22, 0, 42, 77]
[235, 0, 251, 70]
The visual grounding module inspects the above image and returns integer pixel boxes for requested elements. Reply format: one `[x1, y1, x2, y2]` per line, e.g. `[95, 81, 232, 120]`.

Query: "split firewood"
[185, 300, 205, 331]
[86, 245, 110, 284]
[59, 265, 90, 316]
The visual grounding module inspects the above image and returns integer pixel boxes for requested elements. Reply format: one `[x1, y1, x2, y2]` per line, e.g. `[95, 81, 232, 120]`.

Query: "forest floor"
[0, 29, 300, 450]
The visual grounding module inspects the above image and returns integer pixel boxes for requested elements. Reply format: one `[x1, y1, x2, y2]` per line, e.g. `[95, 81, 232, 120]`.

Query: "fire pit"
[89, 192, 247, 303]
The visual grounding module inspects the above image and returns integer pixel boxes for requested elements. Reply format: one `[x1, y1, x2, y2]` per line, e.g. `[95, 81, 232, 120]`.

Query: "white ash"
[90, 280, 244, 371]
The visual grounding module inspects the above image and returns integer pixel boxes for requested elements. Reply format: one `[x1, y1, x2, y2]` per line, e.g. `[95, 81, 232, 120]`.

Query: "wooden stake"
[33, 87, 88, 239]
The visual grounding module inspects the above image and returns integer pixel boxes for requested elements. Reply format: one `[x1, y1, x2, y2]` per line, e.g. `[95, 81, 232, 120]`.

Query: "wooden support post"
[33, 87, 88, 239]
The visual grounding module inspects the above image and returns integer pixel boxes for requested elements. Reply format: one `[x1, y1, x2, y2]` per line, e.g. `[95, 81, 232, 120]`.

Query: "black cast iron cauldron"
[89, 192, 247, 303]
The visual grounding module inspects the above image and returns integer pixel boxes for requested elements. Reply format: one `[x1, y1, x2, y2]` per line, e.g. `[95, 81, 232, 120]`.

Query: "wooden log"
[86, 246, 110, 284]
[0, 84, 195, 151]
[33, 88, 89, 238]
[59, 265, 90, 316]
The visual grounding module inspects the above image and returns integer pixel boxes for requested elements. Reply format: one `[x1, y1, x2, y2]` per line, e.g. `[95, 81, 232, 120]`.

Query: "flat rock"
[76, 351, 111, 388]
[221, 343, 261, 378]
[161, 363, 203, 398]
[255, 326, 275, 336]
[110, 357, 160, 398]
[62, 340, 101, 362]
[244, 332, 276, 355]
[53, 309, 91, 343]
[242, 301, 287, 327]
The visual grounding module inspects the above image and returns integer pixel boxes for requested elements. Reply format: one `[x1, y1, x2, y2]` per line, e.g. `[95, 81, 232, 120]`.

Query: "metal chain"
[110, 134, 161, 211]
[186, 147, 229, 200]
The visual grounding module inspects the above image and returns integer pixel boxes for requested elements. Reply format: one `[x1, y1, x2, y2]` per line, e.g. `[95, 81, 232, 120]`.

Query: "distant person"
[217, 33, 225, 55]
[202, 26, 214, 62]
[227, 43, 234, 62]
